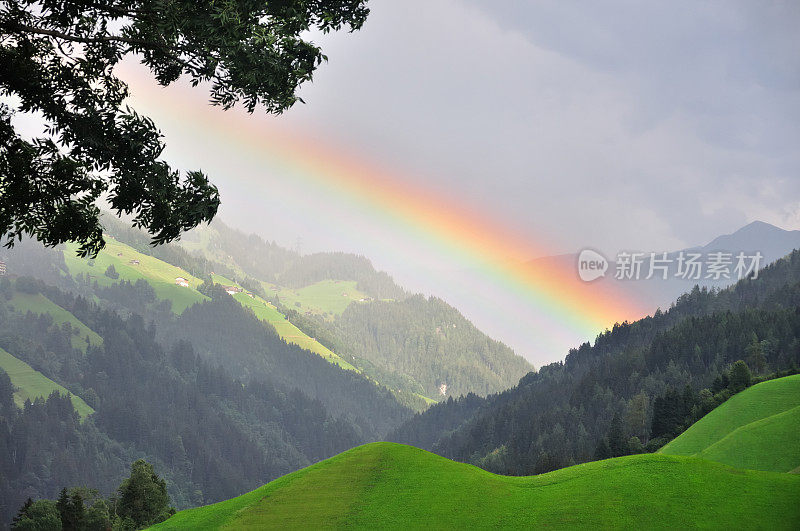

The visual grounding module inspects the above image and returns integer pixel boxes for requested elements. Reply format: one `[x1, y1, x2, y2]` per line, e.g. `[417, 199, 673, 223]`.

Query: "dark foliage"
[0, 0, 368, 256]
[168, 283, 412, 438]
[329, 295, 532, 398]
[0, 280, 391, 525]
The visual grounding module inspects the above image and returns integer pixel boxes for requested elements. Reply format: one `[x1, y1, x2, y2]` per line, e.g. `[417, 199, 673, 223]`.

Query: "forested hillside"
[0, 274, 409, 525]
[152, 219, 532, 401]
[176, 220, 532, 399]
[165, 284, 409, 438]
[389, 250, 800, 474]
[178, 220, 406, 300]
[0, 224, 532, 526]
[328, 296, 531, 398]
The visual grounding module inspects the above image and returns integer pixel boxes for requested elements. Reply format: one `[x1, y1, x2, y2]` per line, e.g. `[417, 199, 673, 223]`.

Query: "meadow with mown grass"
[63, 238, 207, 313]
[150, 441, 800, 530]
[8, 289, 103, 352]
[0, 347, 94, 418]
[661, 374, 800, 472]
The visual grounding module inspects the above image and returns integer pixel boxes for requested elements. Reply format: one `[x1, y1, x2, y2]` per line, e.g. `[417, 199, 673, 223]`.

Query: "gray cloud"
[107, 0, 800, 363]
[278, 0, 799, 257]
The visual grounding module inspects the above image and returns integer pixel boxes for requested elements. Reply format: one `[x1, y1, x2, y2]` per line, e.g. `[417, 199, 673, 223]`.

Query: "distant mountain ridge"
[699, 221, 800, 263]
[527, 221, 800, 316]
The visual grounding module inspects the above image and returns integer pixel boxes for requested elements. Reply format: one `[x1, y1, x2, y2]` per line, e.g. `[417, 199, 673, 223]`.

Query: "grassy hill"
[660, 374, 800, 472]
[0, 347, 94, 418]
[63, 237, 208, 313]
[7, 289, 103, 352]
[150, 442, 800, 530]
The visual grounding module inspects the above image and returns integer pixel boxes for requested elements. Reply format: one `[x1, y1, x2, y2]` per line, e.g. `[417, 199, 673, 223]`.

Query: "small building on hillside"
[438, 382, 448, 396]
[224, 285, 242, 295]
[175, 277, 189, 287]
[129, 259, 140, 265]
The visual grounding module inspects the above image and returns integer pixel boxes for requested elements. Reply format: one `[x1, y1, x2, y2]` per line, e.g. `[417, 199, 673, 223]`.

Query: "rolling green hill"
[150, 442, 800, 530]
[63, 237, 208, 313]
[0, 347, 94, 418]
[7, 289, 103, 352]
[660, 374, 800, 472]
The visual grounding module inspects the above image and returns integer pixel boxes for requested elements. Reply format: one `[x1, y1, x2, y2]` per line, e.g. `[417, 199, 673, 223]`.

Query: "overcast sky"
[16, 1, 799, 364]
[120, 0, 800, 364]
[268, 0, 800, 255]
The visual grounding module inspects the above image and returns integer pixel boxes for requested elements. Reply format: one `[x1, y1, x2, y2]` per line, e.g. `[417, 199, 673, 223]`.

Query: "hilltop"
[661, 374, 800, 472]
[151, 442, 800, 530]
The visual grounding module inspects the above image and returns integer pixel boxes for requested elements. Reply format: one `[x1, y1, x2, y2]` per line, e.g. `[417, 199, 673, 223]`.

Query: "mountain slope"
[178, 219, 533, 401]
[208, 274, 356, 371]
[63, 237, 208, 313]
[150, 442, 800, 530]
[390, 249, 800, 474]
[660, 374, 800, 472]
[94, 217, 533, 403]
[0, 347, 94, 418]
[332, 295, 531, 398]
[7, 287, 103, 352]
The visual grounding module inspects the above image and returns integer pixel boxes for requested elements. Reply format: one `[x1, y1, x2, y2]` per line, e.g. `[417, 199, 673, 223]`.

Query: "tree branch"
[1, 21, 156, 48]
[1, 21, 196, 71]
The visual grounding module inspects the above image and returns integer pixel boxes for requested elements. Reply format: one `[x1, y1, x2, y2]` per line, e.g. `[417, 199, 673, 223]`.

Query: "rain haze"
[19, 0, 800, 365]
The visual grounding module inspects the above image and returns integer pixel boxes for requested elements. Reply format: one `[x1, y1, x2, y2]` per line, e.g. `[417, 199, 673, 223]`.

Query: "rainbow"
[121, 62, 647, 355]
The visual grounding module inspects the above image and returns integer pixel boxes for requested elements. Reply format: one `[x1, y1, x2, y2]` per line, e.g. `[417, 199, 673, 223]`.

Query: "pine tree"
[607, 414, 628, 457]
[745, 334, 767, 374]
[594, 438, 612, 460]
[10, 498, 33, 529]
[729, 360, 752, 392]
[117, 460, 172, 527]
[63, 491, 86, 531]
[56, 488, 70, 525]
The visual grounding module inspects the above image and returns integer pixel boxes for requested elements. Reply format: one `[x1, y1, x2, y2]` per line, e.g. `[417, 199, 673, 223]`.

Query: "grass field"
[261, 279, 368, 318]
[63, 238, 208, 313]
[0, 347, 94, 419]
[151, 442, 800, 530]
[660, 374, 800, 472]
[7, 290, 103, 352]
[210, 275, 357, 371]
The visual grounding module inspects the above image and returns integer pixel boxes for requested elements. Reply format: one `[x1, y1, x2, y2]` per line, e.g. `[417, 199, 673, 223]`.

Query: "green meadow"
[261, 279, 368, 318]
[661, 374, 800, 472]
[210, 275, 357, 371]
[0, 347, 94, 419]
[7, 290, 103, 352]
[63, 238, 208, 313]
[150, 442, 800, 530]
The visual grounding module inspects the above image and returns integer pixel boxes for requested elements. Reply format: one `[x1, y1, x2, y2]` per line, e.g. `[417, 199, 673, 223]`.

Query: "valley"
[1, 224, 799, 529]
